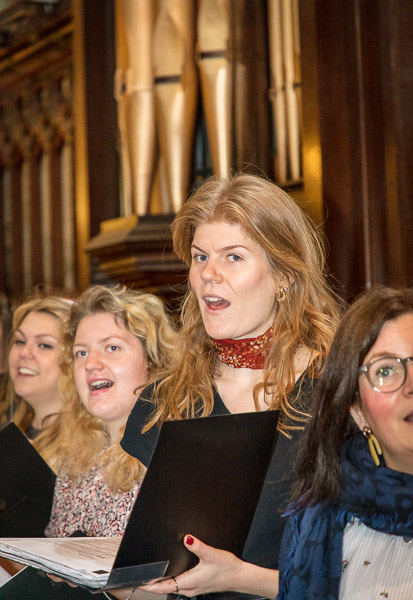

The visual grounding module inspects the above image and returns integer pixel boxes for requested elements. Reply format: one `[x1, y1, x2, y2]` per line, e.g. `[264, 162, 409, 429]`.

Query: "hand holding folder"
[0, 411, 279, 593]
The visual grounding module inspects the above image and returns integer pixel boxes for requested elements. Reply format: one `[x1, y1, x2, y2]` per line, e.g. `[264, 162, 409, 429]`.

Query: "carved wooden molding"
[86, 214, 187, 304]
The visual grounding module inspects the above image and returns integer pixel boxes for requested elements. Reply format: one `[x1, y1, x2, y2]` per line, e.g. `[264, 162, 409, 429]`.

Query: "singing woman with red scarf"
[119, 173, 341, 600]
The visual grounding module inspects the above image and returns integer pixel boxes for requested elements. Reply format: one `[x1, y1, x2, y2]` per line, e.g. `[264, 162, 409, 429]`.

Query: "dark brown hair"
[292, 285, 413, 508]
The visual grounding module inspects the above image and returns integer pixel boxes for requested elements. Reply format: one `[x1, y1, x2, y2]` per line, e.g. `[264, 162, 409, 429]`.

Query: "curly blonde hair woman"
[36, 285, 177, 539]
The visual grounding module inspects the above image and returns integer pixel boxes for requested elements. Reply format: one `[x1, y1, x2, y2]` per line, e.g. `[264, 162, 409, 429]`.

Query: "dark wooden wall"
[300, 0, 413, 299]
[82, 0, 119, 238]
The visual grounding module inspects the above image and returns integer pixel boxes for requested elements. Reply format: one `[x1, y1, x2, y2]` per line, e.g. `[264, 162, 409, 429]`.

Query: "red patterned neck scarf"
[211, 328, 273, 369]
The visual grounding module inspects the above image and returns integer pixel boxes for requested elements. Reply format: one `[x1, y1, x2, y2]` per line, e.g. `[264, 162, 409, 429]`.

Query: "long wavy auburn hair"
[1, 296, 72, 433]
[145, 173, 342, 433]
[35, 285, 178, 492]
[292, 286, 413, 508]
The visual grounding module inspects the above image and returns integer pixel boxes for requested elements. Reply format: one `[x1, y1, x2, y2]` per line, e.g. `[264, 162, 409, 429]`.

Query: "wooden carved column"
[0, 72, 76, 298]
[0, 1, 77, 300]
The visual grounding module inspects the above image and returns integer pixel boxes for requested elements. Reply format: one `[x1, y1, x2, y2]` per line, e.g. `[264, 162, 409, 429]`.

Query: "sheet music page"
[0, 564, 10, 585]
[0, 537, 120, 587]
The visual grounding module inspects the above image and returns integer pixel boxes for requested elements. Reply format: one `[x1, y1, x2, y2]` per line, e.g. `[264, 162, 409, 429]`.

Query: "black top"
[121, 376, 313, 570]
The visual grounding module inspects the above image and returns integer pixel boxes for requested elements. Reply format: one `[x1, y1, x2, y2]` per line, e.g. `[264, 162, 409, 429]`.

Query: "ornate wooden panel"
[0, 0, 75, 300]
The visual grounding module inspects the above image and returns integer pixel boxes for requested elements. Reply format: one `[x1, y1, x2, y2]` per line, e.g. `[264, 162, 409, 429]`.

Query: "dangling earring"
[276, 286, 288, 303]
[362, 426, 382, 466]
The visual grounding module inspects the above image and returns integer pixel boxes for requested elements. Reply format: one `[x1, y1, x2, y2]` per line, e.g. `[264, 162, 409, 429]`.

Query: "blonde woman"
[0, 296, 72, 578]
[40, 285, 177, 538]
[2, 296, 72, 440]
[119, 173, 342, 599]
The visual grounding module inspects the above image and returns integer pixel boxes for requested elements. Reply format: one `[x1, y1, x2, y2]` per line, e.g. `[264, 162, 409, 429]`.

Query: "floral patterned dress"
[45, 462, 141, 538]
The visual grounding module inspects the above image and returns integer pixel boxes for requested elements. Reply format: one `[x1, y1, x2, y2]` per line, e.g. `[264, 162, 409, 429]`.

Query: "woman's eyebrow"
[73, 335, 127, 348]
[191, 243, 248, 252]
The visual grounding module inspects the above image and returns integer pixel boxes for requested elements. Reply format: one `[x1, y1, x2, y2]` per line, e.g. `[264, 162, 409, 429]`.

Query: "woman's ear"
[349, 403, 368, 432]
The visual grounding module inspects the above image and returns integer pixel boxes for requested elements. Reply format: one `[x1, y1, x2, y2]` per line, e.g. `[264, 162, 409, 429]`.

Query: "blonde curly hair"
[35, 285, 178, 492]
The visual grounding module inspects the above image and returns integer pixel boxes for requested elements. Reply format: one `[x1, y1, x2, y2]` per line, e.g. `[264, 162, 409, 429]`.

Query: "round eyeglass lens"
[368, 357, 405, 391]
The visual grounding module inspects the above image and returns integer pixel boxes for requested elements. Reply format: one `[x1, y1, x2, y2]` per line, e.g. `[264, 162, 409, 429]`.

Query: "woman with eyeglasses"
[277, 286, 413, 600]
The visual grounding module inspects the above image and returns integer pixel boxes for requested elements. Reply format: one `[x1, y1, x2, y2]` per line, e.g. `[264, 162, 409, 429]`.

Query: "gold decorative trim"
[72, 0, 90, 288]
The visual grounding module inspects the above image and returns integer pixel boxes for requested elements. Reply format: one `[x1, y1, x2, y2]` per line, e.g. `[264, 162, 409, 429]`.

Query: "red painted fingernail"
[186, 535, 194, 546]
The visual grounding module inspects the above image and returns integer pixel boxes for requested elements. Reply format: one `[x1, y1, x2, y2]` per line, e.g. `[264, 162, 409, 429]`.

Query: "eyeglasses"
[359, 355, 413, 393]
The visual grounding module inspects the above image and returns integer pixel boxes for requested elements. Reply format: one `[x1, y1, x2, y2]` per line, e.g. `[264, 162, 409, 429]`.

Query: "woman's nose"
[19, 342, 34, 358]
[200, 258, 222, 282]
[85, 348, 104, 372]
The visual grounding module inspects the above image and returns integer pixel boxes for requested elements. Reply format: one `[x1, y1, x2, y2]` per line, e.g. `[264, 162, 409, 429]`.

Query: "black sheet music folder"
[0, 422, 56, 537]
[0, 411, 279, 595]
[100, 409, 280, 592]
